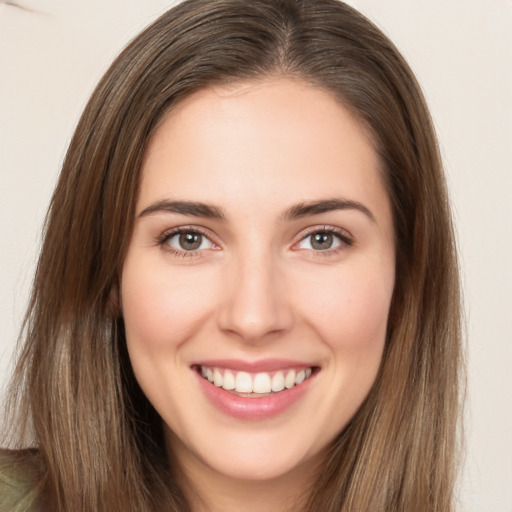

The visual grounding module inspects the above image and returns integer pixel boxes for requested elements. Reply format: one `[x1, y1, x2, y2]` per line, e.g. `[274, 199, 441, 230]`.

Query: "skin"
[121, 78, 396, 512]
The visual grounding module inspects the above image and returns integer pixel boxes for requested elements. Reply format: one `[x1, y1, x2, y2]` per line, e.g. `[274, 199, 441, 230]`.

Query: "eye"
[162, 229, 216, 253]
[296, 228, 352, 252]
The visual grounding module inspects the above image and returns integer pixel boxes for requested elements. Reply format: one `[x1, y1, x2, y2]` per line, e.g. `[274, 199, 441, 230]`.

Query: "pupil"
[311, 232, 332, 250]
[179, 233, 202, 250]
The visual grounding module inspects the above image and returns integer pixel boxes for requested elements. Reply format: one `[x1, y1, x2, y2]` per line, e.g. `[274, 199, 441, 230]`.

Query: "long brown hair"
[4, 0, 462, 510]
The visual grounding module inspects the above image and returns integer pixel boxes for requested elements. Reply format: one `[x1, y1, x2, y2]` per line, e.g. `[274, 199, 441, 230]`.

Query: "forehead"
[138, 78, 388, 222]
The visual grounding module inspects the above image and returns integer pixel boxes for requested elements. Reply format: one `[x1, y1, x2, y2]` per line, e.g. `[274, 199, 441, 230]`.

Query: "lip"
[195, 358, 313, 373]
[192, 359, 318, 420]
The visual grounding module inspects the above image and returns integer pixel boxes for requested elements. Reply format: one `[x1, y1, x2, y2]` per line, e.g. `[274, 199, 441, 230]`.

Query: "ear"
[107, 281, 122, 317]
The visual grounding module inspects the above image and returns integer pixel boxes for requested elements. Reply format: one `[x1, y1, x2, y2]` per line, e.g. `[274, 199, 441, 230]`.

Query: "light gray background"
[1, 1, 511, 510]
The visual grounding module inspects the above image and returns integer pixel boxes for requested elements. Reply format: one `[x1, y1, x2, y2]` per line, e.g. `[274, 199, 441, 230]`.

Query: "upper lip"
[193, 358, 316, 373]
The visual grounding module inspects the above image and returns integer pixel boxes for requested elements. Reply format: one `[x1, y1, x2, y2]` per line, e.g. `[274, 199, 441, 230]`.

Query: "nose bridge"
[217, 242, 292, 341]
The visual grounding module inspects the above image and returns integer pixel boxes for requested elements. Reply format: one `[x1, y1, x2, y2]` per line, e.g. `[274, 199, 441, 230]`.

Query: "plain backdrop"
[1, 1, 511, 510]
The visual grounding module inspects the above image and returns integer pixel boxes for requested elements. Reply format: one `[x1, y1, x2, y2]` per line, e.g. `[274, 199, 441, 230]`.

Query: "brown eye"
[296, 229, 349, 252]
[310, 232, 334, 250]
[164, 230, 215, 252]
[179, 232, 203, 250]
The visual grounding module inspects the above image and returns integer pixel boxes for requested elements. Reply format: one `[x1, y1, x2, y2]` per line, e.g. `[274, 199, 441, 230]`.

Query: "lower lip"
[195, 370, 315, 420]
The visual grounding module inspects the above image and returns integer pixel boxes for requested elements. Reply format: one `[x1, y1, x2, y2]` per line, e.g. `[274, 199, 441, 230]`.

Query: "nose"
[216, 250, 294, 342]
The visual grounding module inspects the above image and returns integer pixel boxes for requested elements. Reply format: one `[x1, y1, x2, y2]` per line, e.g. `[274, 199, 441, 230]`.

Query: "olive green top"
[0, 449, 40, 512]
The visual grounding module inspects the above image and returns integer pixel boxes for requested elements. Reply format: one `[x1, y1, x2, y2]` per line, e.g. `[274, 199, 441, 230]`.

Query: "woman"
[1, 0, 462, 510]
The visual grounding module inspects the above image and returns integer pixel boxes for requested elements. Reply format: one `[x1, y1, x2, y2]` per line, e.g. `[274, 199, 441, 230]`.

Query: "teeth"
[295, 369, 306, 385]
[199, 366, 314, 394]
[235, 371, 253, 393]
[271, 371, 285, 392]
[284, 370, 295, 389]
[223, 370, 235, 390]
[213, 368, 223, 387]
[253, 373, 272, 394]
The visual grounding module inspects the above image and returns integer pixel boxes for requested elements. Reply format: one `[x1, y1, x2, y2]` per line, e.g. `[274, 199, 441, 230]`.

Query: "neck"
[181, 470, 312, 512]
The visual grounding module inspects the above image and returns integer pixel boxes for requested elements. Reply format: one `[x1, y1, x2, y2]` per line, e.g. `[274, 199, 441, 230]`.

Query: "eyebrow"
[138, 197, 375, 223]
[282, 198, 376, 223]
[138, 200, 226, 220]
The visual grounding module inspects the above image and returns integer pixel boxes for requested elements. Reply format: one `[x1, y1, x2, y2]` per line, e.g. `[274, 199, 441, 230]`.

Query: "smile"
[193, 360, 319, 420]
[199, 365, 314, 394]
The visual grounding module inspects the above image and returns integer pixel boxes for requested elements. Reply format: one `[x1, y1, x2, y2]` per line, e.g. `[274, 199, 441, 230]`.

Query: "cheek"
[119, 257, 220, 426]
[120, 258, 217, 352]
[295, 263, 394, 357]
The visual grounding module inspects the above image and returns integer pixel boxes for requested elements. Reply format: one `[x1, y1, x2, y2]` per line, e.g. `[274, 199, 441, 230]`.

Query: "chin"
[167, 422, 327, 485]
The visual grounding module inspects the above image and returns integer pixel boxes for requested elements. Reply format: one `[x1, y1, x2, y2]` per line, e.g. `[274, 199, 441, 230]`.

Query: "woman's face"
[121, 79, 395, 485]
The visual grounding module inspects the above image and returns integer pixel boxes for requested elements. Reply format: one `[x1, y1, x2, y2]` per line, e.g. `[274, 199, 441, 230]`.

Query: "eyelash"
[294, 226, 353, 256]
[156, 225, 353, 258]
[157, 226, 218, 259]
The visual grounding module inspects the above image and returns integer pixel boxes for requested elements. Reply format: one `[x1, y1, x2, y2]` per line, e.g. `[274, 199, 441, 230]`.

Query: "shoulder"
[0, 448, 42, 512]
